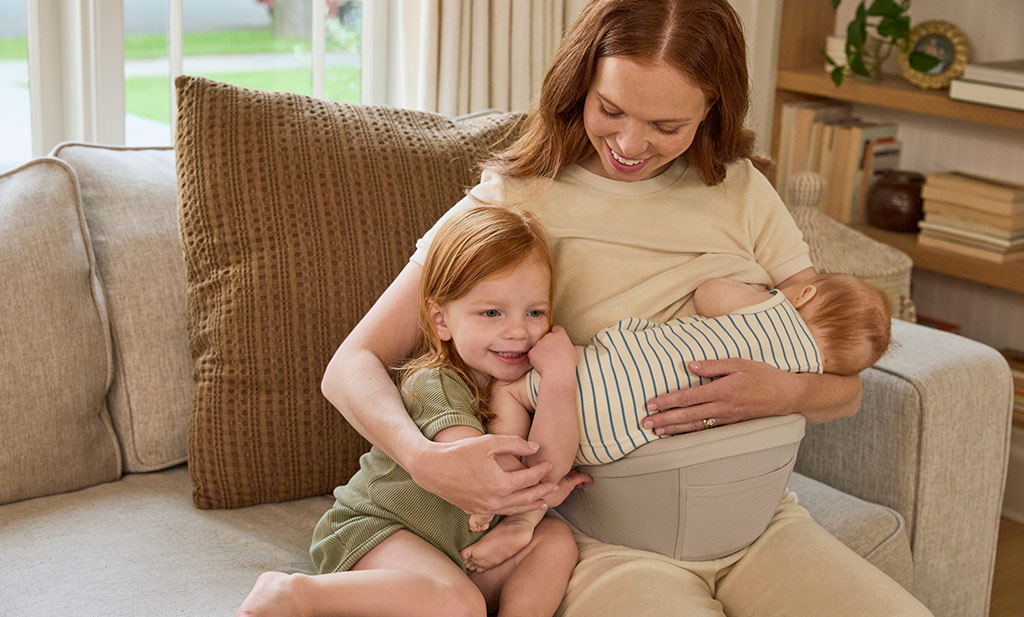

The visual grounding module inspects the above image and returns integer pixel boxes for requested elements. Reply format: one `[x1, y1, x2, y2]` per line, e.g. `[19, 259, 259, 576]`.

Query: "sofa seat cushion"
[1, 466, 331, 617]
[0, 467, 912, 617]
[0, 159, 121, 504]
[789, 472, 913, 591]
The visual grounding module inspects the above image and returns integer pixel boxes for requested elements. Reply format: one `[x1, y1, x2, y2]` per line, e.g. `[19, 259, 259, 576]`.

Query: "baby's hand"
[527, 326, 577, 378]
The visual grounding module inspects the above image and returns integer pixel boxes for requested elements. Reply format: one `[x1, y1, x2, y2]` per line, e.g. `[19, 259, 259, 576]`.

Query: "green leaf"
[877, 15, 909, 40]
[847, 11, 867, 47]
[866, 0, 901, 17]
[909, 50, 942, 72]
[821, 50, 841, 67]
[849, 52, 870, 76]
[831, 66, 845, 87]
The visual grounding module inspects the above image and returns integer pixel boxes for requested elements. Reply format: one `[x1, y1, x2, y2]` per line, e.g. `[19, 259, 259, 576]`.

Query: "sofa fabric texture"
[52, 144, 189, 473]
[174, 76, 520, 508]
[0, 158, 121, 504]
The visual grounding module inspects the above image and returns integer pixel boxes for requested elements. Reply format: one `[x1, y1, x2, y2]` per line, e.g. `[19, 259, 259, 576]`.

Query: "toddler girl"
[236, 205, 587, 617]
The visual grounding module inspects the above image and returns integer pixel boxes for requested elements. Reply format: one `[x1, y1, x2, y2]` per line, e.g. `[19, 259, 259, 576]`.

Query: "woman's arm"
[642, 267, 862, 434]
[321, 262, 555, 515]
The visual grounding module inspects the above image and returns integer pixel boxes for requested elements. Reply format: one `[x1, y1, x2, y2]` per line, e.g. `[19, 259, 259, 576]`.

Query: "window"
[125, 0, 362, 147]
[0, 0, 31, 162]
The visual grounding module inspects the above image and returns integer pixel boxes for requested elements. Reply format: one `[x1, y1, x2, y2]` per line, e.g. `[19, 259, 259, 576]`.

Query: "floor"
[990, 517, 1024, 617]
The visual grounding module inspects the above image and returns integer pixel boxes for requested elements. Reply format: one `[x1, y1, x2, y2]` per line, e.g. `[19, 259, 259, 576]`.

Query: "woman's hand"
[410, 435, 558, 516]
[642, 358, 861, 435]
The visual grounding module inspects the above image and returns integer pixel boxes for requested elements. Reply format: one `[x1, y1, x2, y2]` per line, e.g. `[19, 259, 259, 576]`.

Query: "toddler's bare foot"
[461, 515, 536, 572]
[468, 513, 494, 532]
[236, 572, 310, 617]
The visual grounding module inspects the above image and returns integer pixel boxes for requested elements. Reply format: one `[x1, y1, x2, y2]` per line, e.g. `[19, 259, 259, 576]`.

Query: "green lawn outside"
[0, 28, 351, 60]
[127, 66, 360, 124]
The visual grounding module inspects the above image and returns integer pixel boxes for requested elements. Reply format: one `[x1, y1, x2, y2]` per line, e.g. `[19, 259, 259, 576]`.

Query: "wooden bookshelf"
[776, 68, 1024, 132]
[852, 224, 1024, 294]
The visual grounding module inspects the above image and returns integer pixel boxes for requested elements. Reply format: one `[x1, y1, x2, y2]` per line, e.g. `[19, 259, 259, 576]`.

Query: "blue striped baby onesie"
[527, 291, 822, 465]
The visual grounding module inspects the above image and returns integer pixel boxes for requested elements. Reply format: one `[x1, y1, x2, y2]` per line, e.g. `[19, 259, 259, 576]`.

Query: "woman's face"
[581, 56, 710, 182]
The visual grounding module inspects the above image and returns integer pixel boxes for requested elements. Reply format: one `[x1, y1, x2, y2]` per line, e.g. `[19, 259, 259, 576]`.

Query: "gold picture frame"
[899, 20, 970, 90]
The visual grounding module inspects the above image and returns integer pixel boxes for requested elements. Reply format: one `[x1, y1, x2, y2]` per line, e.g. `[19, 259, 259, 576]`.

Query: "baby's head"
[781, 273, 892, 376]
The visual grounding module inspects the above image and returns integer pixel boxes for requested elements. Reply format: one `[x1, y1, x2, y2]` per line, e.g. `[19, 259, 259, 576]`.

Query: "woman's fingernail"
[690, 362, 701, 370]
[646, 403, 657, 411]
[643, 421, 653, 429]
[655, 428, 664, 435]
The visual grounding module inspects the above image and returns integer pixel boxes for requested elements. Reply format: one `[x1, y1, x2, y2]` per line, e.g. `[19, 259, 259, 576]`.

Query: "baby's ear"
[790, 284, 818, 309]
[429, 302, 452, 341]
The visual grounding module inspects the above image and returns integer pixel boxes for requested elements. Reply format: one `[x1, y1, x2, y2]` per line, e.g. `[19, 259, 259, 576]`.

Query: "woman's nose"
[616, 122, 649, 158]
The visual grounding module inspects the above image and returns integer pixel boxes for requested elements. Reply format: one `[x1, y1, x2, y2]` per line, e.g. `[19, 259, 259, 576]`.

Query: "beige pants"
[556, 492, 932, 617]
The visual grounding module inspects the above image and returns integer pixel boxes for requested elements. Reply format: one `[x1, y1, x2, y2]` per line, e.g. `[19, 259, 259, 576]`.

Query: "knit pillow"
[175, 76, 519, 509]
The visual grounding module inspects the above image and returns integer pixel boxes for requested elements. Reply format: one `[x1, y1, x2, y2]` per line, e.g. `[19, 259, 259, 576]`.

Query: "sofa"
[0, 76, 1014, 617]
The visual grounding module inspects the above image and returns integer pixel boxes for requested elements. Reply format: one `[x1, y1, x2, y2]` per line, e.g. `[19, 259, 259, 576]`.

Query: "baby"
[459, 272, 891, 568]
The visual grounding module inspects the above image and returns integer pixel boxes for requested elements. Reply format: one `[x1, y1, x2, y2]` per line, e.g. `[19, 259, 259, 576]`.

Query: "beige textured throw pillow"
[175, 76, 519, 509]
[0, 159, 122, 504]
[52, 145, 190, 473]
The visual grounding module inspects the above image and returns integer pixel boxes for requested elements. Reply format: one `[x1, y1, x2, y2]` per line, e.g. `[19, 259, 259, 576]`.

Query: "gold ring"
[702, 418, 716, 429]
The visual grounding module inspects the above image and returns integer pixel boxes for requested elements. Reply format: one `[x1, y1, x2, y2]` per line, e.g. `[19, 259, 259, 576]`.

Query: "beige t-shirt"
[411, 157, 812, 344]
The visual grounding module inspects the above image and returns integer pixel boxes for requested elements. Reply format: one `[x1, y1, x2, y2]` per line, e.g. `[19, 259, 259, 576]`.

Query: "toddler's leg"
[236, 530, 484, 617]
[470, 517, 579, 617]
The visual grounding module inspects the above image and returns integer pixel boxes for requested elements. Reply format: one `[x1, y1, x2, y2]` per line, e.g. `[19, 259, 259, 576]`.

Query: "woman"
[322, 1, 932, 615]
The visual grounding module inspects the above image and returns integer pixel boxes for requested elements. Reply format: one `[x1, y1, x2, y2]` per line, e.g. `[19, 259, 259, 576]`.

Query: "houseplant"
[824, 0, 939, 86]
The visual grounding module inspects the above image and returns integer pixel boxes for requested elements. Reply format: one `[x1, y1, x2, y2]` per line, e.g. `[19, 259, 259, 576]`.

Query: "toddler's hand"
[527, 326, 577, 377]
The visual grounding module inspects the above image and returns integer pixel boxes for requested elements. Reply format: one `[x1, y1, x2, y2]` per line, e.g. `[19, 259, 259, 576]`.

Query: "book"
[793, 103, 851, 179]
[963, 59, 1024, 89]
[924, 199, 1024, 229]
[816, 117, 861, 221]
[921, 185, 1024, 217]
[923, 212, 1024, 239]
[841, 122, 899, 222]
[925, 171, 1024, 202]
[775, 101, 849, 198]
[949, 78, 1024, 112]
[918, 220, 1024, 249]
[917, 233, 1024, 263]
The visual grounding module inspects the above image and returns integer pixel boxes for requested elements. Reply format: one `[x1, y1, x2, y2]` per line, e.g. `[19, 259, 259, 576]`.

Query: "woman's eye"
[655, 125, 681, 135]
[483, 309, 500, 318]
[599, 105, 622, 118]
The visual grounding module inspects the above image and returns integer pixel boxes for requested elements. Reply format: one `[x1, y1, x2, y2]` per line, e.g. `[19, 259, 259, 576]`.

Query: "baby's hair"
[400, 205, 554, 419]
[799, 273, 892, 376]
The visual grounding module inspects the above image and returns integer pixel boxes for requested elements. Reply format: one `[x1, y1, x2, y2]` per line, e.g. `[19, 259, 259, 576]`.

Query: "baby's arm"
[693, 277, 774, 317]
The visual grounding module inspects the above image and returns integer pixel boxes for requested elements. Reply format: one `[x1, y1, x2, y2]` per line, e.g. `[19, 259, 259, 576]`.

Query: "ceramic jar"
[866, 170, 926, 233]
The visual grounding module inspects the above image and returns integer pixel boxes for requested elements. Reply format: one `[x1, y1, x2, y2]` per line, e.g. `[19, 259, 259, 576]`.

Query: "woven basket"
[785, 172, 916, 322]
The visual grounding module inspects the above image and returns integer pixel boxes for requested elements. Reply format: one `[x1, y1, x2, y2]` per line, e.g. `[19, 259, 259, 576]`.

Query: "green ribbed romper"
[310, 367, 494, 573]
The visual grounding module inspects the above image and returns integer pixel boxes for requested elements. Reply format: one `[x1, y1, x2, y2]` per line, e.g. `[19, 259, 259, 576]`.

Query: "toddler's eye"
[527, 310, 545, 318]
[483, 309, 500, 318]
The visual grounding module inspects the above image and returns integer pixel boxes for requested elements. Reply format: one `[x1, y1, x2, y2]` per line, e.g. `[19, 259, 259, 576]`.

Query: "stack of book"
[949, 59, 1024, 112]
[775, 100, 900, 223]
[918, 171, 1024, 262]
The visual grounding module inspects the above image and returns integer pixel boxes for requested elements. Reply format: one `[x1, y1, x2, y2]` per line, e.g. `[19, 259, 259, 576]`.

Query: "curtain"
[387, 0, 587, 115]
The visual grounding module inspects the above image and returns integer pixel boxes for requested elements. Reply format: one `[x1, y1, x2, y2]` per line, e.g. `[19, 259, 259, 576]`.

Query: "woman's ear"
[429, 302, 452, 341]
[789, 284, 818, 309]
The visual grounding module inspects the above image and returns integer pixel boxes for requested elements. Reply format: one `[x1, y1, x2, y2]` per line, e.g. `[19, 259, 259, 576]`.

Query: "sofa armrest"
[794, 319, 1013, 617]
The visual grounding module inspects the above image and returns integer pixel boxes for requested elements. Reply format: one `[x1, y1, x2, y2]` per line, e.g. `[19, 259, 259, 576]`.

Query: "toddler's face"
[433, 255, 551, 388]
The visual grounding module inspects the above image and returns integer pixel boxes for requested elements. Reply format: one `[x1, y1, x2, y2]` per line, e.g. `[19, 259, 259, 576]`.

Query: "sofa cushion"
[0, 158, 122, 504]
[175, 75, 521, 508]
[52, 144, 190, 473]
[0, 466, 331, 617]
